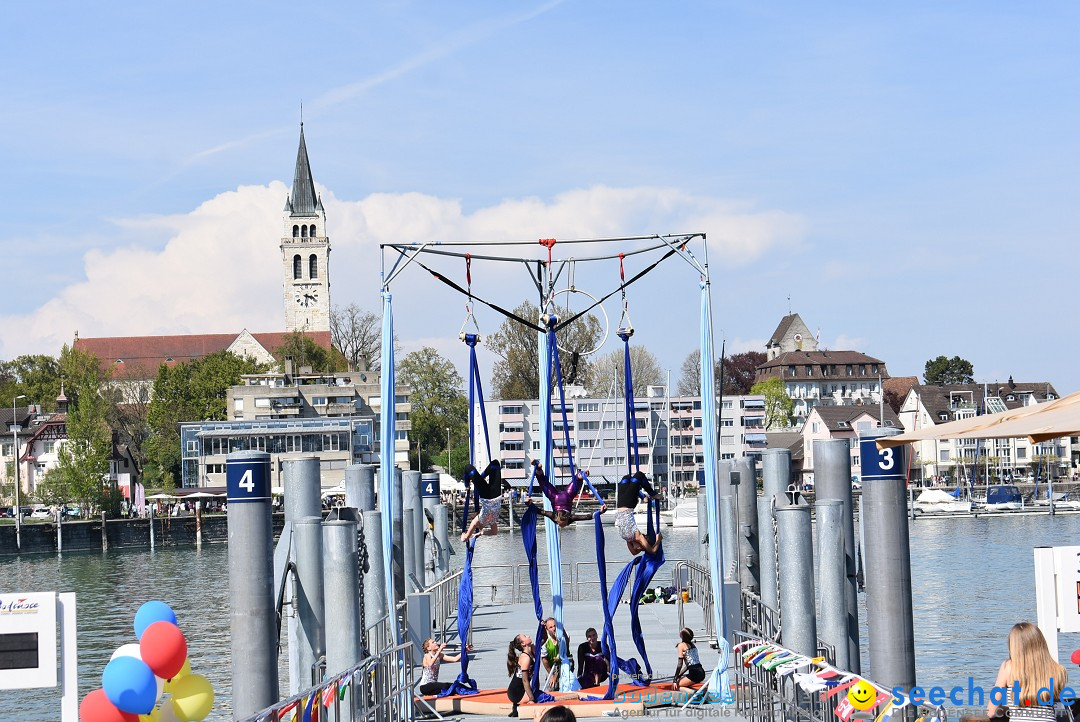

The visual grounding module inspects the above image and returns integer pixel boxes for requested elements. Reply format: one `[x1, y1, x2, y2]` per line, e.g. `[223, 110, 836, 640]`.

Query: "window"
[532, 441, 540, 450]
[852, 455, 860, 466]
[788, 366, 796, 377]
[255, 398, 271, 408]
[43, 441, 56, 454]
[579, 421, 600, 431]
[860, 364, 867, 375]
[293, 255, 302, 279]
[635, 418, 646, 429]
[1017, 448, 1027, 459]
[233, 398, 244, 412]
[500, 405, 524, 415]
[654, 454, 667, 464]
[286, 435, 302, 453]
[578, 402, 599, 413]
[309, 254, 318, 279]
[805, 365, 813, 377]
[721, 401, 732, 409]
[846, 365, 853, 376]
[602, 420, 624, 430]
[812, 423, 819, 433]
[579, 439, 596, 449]
[721, 419, 734, 427]
[1, 443, 11, 457]
[292, 225, 299, 237]
[501, 441, 524, 452]
[856, 421, 870, 431]
[498, 423, 523, 433]
[504, 460, 526, 470]
[872, 365, 879, 374]
[940, 450, 950, 462]
[186, 440, 198, 452]
[309, 224, 317, 236]
[322, 434, 342, 452]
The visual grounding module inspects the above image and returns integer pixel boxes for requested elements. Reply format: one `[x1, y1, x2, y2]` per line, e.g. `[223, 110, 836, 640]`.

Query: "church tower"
[282, 124, 331, 333]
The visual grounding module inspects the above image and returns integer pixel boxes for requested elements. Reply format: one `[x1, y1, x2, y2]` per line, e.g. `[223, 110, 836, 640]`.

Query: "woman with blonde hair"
[987, 622, 1067, 719]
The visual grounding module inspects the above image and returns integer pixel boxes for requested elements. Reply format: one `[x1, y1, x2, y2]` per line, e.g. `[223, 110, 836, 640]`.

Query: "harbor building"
[798, 404, 901, 487]
[481, 387, 767, 492]
[897, 380, 1074, 484]
[179, 362, 411, 489]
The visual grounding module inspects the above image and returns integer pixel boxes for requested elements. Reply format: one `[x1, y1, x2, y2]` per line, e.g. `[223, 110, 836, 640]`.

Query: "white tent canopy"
[878, 390, 1080, 448]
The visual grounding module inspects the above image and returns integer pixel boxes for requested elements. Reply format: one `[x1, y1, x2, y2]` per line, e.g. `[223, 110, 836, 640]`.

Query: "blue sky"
[2, 1, 1078, 393]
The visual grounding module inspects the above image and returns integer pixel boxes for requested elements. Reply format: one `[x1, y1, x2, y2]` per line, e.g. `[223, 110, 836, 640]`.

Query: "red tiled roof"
[74, 331, 332, 380]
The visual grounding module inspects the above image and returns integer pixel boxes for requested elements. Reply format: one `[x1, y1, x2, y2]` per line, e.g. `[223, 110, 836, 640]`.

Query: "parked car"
[30, 508, 53, 520]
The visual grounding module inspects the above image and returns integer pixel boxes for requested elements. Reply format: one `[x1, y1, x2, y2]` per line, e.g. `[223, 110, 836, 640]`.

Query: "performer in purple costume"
[525, 460, 605, 527]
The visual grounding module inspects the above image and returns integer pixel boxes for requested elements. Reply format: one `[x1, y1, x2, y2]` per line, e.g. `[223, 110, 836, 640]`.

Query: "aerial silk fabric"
[538, 319, 576, 692]
[379, 291, 400, 648]
[699, 280, 731, 699]
[439, 539, 478, 697]
[520, 503, 556, 704]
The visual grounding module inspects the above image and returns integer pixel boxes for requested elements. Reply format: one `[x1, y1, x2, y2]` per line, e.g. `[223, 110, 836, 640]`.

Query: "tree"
[487, 301, 603, 400]
[0, 354, 62, 411]
[397, 348, 468, 468]
[923, 356, 975, 386]
[274, 332, 345, 373]
[721, 351, 766, 396]
[43, 345, 113, 514]
[330, 304, 381, 371]
[586, 345, 664, 397]
[750, 377, 795, 430]
[145, 351, 269, 486]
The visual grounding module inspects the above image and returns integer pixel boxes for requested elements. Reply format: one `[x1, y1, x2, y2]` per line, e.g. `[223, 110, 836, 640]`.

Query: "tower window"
[309, 254, 318, 279]
[309, 224, 316, 236]
[292, 225, 299, 237]
[302, 225, 309, 237]
[293, 255, 302, 279]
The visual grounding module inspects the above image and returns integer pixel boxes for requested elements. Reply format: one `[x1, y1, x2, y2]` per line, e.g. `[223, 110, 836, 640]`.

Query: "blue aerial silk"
[379, 291, 401, 648]
[438, 538, 478, 697]
[520, 503, 556, 704]
[699, 280, 731, 701]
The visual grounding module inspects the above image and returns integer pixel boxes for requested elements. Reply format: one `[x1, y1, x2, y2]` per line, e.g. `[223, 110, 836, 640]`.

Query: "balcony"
[395, 420, 412, 431]
[326, 402, 356, 415]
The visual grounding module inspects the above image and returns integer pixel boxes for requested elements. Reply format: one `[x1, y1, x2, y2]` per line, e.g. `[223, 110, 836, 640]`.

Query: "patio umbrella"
[146, 493, 178, 500]
[878, 390, 1080, 448]
[183, 491, 221, 499]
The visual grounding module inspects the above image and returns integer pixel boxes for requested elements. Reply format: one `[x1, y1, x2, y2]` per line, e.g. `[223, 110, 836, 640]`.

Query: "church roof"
[285, 124, 323, 216]
[74, 331, 331, 380]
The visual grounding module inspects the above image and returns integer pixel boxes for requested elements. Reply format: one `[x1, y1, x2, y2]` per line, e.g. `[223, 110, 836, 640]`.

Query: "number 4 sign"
[226, 453, 271, 503]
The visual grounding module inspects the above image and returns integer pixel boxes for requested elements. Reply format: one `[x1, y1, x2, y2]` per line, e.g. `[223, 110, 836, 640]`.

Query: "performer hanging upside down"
[526, 461, 605, 528]
[614, 470, 663, 555]
[460, 460, 512, 542]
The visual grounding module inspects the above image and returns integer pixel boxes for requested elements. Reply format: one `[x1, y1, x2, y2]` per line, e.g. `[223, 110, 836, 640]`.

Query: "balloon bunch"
[80, 600, 215, 722]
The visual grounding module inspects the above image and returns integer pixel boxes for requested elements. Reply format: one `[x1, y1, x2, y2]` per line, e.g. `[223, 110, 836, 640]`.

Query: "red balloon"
[1071, 649, 1080, 666]
[80, 688, 139, 722]
[139, 621, 188, 680]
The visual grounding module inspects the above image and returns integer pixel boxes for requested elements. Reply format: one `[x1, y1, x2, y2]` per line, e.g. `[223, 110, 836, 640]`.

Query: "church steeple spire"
[285, 123, 323, 216]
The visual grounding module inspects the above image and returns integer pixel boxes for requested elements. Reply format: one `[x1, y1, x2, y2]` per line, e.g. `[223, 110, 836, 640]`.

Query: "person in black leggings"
[461, 460, 512, 542]
[506, 633, 535, 717]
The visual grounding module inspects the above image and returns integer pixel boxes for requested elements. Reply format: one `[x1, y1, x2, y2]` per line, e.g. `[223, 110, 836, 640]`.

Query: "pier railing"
[425, 567, 463, 641]
[731, 631, 838, 722]
[674, 559, 716, 643]
[241, 610, 415, 722]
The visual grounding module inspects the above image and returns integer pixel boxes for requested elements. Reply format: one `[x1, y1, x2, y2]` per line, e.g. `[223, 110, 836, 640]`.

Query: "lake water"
[2, 512, 1079, 719]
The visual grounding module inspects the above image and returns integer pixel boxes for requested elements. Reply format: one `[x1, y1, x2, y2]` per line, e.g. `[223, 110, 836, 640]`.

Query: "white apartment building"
[481, 387, 767, 491]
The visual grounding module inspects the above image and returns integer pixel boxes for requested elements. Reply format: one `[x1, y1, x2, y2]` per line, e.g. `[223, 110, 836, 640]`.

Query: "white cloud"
[0, 184, 805, 364]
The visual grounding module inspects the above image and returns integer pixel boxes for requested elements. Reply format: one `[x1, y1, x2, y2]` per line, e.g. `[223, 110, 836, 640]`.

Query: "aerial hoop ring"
[546, 287, 609, 356]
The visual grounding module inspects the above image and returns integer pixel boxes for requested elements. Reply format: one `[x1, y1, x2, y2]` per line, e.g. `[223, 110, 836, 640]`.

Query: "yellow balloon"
[139, 707, 161, 722]
[169, 674, 214, 722]
[164, 658, 192, 692]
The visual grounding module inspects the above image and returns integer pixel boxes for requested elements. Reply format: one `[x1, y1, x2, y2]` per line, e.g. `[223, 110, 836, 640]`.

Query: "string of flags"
[256, 658, 378, 722]
[732, 639, 946, 722]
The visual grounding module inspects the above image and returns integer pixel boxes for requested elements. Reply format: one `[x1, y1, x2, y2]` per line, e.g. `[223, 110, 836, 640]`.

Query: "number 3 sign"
[859, 437, 907, 483]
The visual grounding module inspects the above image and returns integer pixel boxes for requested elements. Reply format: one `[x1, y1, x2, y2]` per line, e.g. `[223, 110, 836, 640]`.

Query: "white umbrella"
[146, 493, 178, 500]
[184, 491, 221, 499]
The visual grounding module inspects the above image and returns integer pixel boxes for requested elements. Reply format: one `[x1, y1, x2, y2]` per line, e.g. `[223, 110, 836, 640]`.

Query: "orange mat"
[426, 682, 706, 719]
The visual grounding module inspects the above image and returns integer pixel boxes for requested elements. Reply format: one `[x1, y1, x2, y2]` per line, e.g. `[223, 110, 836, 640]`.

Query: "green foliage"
[750, 376, 795, 430]
[43, 345, 114, 512]
[145, 351, 268, 483]
[273, 332, 345, 373]
[488, 300, 603, 400]
[397, 348, 468, 464]
[923, 355, 975, 386]
[0, 354, 62, 411]
[446, 443, 472, 478]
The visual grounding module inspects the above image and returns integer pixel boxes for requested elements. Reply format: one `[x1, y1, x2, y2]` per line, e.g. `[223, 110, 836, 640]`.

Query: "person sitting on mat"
[613, 470, 662, 555]
[526, 461, 605, 528]
[576, 627, 609, 688]
[668, 627, 706, 690]
[506, 633, 536, 717]
[460, 459, 512, 542]
[418, 638, 461, 696]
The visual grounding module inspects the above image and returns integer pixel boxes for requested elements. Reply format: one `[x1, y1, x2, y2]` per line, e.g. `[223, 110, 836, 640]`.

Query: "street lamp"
[11, 394, 26, 551]
[446, 428, 451, 475]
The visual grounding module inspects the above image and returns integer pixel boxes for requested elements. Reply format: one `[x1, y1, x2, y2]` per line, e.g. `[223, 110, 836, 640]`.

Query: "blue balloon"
[102, 656, 157, 715]
[134, 600, 177, 640]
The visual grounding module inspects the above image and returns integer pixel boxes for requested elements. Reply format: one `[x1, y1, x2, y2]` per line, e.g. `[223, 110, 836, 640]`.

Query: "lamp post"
[11, 394, 26, 551]
[446, 428, 451, 475]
